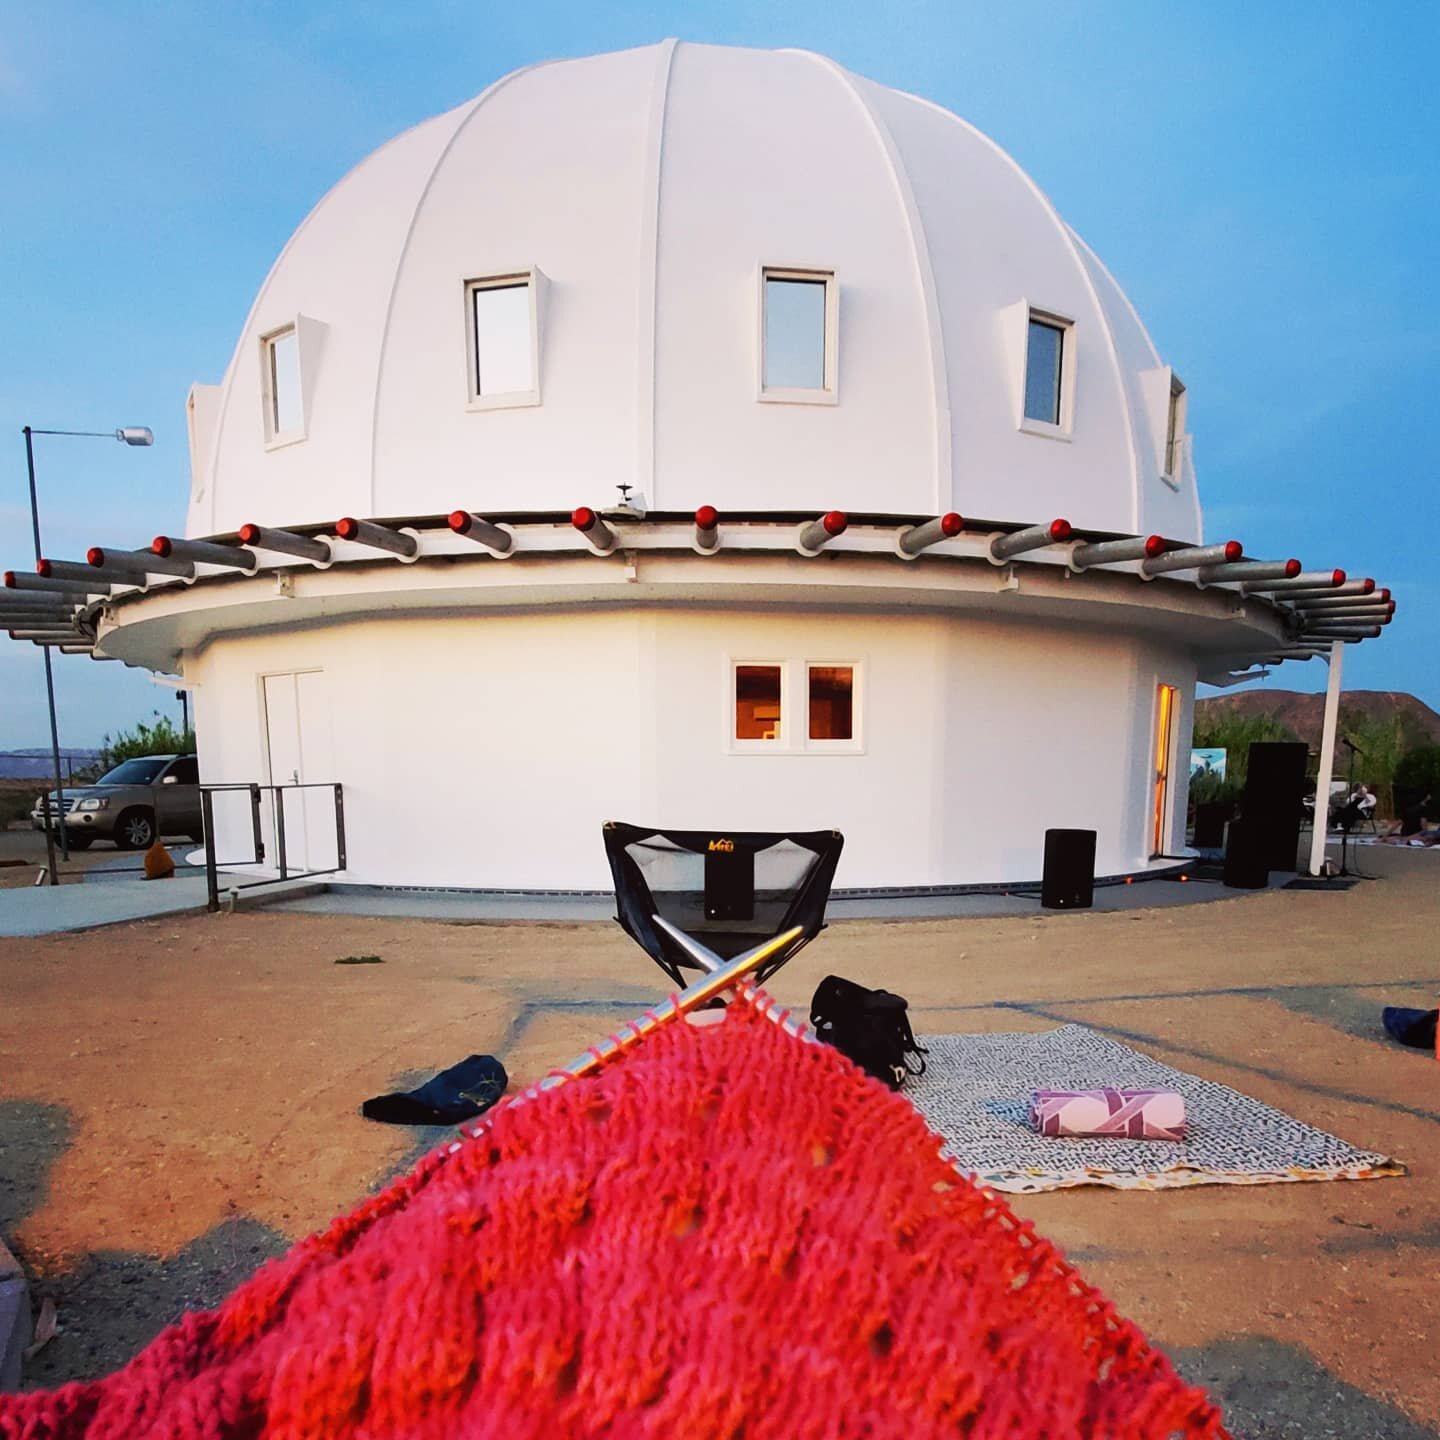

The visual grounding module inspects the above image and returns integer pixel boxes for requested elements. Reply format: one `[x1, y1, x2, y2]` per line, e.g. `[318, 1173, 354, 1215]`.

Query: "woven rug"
[908, 1024, 1404, 1194]
[0, 1004, 1227, 1439]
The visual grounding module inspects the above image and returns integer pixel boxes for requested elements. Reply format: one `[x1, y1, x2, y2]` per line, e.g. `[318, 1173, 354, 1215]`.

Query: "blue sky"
[2, 1, 1436, 747]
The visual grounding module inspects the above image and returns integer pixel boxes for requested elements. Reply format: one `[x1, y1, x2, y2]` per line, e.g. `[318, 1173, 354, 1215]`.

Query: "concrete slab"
[0, 877, 210, 937]
[264, 870, 1295, 925]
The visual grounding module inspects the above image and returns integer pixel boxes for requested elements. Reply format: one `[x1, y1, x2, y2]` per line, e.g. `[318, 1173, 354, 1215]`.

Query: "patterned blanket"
[909, 1024, 1404, 1193]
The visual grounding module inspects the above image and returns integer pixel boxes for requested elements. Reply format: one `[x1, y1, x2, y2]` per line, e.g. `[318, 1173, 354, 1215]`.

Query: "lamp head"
[116, 427, 154, 447]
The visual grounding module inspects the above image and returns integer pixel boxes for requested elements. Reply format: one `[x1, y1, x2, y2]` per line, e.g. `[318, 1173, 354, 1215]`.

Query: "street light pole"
[23, 426, 64, 879]
[20, 423, 154, 882]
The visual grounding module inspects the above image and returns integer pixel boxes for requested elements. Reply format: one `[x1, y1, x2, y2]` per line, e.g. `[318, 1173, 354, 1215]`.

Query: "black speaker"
[1041, 828, 1096, 909]
[1243, 742, 1309, 872]
[1223, 819, 1269, 889]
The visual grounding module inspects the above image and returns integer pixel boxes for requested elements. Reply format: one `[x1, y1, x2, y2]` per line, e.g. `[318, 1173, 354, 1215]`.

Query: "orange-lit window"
[735, 665, 782, 741]
[808, 665, 854, 740]
[1152, 684, 1178, 855]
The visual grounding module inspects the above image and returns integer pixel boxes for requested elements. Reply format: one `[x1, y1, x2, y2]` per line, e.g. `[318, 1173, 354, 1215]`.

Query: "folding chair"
[602, 822, 844, 986]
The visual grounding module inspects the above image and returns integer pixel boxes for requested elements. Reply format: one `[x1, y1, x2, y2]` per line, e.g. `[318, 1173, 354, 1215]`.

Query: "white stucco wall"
[187, 607, 1196, 891]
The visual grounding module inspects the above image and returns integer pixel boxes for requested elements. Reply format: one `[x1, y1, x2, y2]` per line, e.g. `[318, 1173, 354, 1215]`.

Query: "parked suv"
[31, 754, 203, 850]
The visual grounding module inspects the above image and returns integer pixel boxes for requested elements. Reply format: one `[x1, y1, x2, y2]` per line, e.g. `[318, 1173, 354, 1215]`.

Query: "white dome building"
[7, 42, 1391, 892]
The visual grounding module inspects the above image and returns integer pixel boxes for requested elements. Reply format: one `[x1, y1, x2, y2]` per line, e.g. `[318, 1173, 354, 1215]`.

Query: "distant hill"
[1195, 690, 1440, 749]
[0, 748, 100, 780]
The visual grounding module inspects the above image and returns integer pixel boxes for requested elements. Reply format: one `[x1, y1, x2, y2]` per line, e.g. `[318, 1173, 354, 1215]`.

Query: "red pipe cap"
[1048, 518, 1072, 542]
[695, 505, 719, 530]
[238, 524, 261, 545]
[940, 512, 965, 537]
[572, 506, 598, 532]
[447, 510, 472, 535]
[822, 510, 848, 537]
[1363, 579, 1377, 595]
[2, 573, 15, 588]
[151, 535, 172, 557]
[1144, 534, 1166, 558]
[1283, 558, 1301, 578]
[36, 559, 52, 577]
[1330, 568, 1347, 586]
[335, 517, 360, 541]
[1223, 540, 1243, 562]
[87, 547, 107, 568]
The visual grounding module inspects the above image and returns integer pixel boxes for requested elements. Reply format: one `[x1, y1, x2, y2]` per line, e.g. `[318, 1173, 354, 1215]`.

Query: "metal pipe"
[1242, 568, 1346, 595]
[1302, 626, 1382, 639]
[88, 545, 194, 579]
[1270, 578, 1374, 600]
[1140, 539, 1241, 576]
[60, 645, 98, 655]
[797, 510, 849, 553]
[9, 630, 84, 642]
[989, 517, 1072, 562]
[238, 523, 331, 564]
[1293, 591, 1390, 610]
[694, 504, 720, 552]
[1196, 558, 1301, 584]
[334, 516, 419, 558]
[447, 510, 514, 554]
[897, 511, 964, 557]
[1069, 533, 1165, 569]
[571, 506, 617, 552]
[152, 535, 258, 571]
[1294, 606, 1393, 621]
[4, 570, 109, 596]
[0, 596, 79, 614]
[38, 557, 141, 587]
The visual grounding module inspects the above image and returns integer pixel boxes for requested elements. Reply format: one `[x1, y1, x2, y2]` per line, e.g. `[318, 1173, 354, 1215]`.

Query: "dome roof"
[186, 41, 1202, 543]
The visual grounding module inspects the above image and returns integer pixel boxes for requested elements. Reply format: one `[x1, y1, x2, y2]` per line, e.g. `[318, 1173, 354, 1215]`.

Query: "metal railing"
[199, 781, 346, 911]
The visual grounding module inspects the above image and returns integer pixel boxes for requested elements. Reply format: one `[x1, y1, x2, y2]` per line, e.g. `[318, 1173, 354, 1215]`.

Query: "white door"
[262, 671, 336, 874]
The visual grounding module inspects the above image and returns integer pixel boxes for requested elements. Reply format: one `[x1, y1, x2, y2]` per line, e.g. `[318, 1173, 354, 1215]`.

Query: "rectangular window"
[262, 326, 302, 443]
[735, 664, 783, 741]
[808, 665, 854, 741]
[465, 273, 541, 408]
[760, 268, 836, 401]
[1024, 316, 1065, 425]
[1164, 375, 1186, 478]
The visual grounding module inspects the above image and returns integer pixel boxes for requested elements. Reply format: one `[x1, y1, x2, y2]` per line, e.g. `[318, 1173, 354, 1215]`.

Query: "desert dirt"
[1, 845, 1438, 1435]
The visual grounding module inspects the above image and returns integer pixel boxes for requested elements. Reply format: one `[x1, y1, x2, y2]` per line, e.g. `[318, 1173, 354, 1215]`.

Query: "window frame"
[757, 266, 839, 406]
[803, 659, 863, 753]
[1163, 373, 1187, 486]
[259, 323, 306, 449]
[725, 657, 864, 756]
[464, 269, 543, 412]
[1018, 306, 1076, 441]
[729, 659, 789, 752]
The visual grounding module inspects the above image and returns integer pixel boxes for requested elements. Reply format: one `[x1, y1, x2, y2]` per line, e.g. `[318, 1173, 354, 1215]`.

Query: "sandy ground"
[1, 846, 1438, 1436]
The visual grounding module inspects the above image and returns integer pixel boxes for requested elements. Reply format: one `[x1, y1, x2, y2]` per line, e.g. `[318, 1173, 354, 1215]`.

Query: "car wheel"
[115, 808, 157, 850]
[64, 833, 94, 851]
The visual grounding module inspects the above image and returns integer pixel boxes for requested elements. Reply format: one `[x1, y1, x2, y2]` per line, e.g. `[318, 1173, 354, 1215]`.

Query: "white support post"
[1308, 640, 1344, 877]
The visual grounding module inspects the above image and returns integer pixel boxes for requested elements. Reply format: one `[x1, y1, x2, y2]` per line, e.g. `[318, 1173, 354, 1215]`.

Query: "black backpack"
[810, 975, 927, 1089]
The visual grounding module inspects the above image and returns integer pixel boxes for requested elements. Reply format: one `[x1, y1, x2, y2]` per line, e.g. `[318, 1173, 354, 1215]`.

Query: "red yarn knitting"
[0, 1005, 1228, 1438]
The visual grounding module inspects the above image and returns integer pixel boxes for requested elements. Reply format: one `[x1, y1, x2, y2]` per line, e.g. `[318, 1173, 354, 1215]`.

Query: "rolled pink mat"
[1029, 1088, 1186, 1141]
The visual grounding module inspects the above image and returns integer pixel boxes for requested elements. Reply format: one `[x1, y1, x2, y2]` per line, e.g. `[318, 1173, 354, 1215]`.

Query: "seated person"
[1381, 792, 1433, 842]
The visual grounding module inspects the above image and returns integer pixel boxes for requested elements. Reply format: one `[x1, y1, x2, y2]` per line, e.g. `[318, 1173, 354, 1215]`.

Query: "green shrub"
[1395, 745, 1440, 813]
[96, 715, 196, 773]
[1191, 711, 1299, 794]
